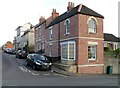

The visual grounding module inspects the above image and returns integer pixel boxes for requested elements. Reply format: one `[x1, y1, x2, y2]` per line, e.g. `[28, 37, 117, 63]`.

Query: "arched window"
[88, 18, 97, 33]
[65, 19, 70, 34]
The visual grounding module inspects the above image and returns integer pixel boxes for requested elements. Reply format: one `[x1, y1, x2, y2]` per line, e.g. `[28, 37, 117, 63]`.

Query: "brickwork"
[35, 2, 104, 74]
[78, 66, 103, 74]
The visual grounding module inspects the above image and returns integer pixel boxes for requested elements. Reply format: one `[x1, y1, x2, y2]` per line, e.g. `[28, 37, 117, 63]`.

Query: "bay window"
[61, 41, 75, 60]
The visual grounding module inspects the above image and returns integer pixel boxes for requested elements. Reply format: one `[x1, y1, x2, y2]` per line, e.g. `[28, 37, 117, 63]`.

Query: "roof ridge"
[46, 3, 104, 28]
[78, 4, 83, 12]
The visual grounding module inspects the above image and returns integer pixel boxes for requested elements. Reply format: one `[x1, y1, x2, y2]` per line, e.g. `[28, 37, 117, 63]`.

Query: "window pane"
[69, 43, 74, 59]
[65, 20, 70, 34]
[61, 42, 75, 60]
[88, 18, 96, 33]
[62, 44, 68, 59]
[88, 45, 96, 60]
[49, 29, 52, 40]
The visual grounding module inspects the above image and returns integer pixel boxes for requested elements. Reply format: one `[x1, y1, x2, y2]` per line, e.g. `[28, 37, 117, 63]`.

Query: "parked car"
[9, 49, 16, 54]
[16, 50, 28, 59]
[26, 54, 52, 70]
[4, 48, 11, 53]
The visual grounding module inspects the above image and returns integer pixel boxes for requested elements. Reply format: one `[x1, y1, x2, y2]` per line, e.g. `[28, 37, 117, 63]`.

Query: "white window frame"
[114, 43, 118, 50]
[64, 19, 70, 35]
[42, 41, 45, 50]
[61, 41, 76, 60]
[49, 45, 52, 57]
[87, 17, 97, 34]
[39, 26, 41, 36]
[88, 42, 97, 61]
[49, 28, 52, 41]
[104, 42, 107, 47]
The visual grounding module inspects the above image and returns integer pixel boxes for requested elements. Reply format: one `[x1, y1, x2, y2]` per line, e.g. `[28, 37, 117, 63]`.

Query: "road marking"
[31, 72, 39, 75]
[19, 64, 40, 76]
[27, 69, 31, 73]
[51, 70, 54, 72]
[53, 73, 68, 77]
[19, 66, 28, 72]
[43, 74, 50, 76]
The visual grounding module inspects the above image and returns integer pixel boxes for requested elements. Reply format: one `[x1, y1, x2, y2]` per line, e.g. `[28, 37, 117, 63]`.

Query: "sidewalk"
[52, 62, 119, 77]
[52, 65, 73, 76]
[52, 63, 85, 77]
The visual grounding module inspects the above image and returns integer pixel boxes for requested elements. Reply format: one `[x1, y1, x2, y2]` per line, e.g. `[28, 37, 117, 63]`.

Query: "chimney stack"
[39, 16, 45, 23]
[52, 9, 59, 19]
[67, 2, 74, 11]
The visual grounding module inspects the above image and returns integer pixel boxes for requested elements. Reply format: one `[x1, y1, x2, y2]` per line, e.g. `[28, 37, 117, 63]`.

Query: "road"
[1, 51, 119, 86]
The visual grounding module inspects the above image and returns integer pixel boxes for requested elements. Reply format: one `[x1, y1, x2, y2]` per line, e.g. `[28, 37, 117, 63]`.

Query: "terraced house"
[35, 2, 104, 74]
[104, 33, 120, 50]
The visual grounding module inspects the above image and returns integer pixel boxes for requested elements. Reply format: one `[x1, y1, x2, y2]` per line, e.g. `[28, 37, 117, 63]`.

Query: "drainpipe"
[58, 23, 60, 61]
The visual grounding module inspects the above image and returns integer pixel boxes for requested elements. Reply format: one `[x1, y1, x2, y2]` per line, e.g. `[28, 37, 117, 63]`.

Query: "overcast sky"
[0, 0, 119, 46]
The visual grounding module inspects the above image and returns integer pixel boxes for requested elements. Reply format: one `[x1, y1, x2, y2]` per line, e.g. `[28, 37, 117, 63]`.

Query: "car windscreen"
[34, 55, 48, 61]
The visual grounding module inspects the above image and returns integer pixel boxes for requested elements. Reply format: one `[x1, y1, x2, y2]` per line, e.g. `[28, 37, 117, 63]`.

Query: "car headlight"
[44, 63, 48, 65]
[36, 62, 41, 65]
[49, 63, 52, 65]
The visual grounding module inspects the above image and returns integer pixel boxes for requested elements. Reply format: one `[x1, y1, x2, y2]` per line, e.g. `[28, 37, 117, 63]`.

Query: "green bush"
[27, 45, 35, 53]
[113, 48, 120, 56]
[104, 47, 110, 52]
[104, 47, 120, 58]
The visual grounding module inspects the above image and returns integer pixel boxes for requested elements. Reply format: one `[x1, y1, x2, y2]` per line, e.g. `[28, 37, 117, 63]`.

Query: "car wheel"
[32, 65, 36, 70]
[48, 66, 51, 70]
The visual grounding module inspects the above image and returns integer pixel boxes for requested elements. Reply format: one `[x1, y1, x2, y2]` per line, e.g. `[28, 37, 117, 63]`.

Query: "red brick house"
[35, 9, 59, 53]
[35, 2, 104, 74]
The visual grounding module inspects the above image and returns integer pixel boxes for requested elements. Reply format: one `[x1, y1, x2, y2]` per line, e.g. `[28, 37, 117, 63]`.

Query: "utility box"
[107, 66, 113, 74]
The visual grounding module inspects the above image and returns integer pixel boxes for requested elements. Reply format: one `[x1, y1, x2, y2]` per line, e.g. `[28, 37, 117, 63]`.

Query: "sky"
[0, 0, 119, 46]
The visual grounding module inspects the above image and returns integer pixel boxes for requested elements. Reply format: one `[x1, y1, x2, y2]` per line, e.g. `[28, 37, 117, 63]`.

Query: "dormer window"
[88, 18, 97, 33]
[65, 19, 70, 35]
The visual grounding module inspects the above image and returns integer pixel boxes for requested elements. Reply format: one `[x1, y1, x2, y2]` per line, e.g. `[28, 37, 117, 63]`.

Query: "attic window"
[64, 19, 70, 35]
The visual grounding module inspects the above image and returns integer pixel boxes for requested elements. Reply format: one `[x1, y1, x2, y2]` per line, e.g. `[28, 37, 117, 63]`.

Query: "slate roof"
[46, 4, 104, 29]
[117, 38, 120, 42]
[104, 33, 120, 42]
[34, 21, 46, 29]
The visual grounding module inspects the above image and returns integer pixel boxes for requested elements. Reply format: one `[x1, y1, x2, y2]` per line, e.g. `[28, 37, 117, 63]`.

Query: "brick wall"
[77, 39, 104, 65]
[78, 66, 103, 74]
[78, 14, 104, 38]
[60, 15, 78, 40]
[76, 14, 104, 74]
[104, 57, 119, 74]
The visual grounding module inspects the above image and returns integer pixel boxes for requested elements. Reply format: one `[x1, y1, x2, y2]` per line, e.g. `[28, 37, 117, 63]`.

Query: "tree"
[27, 45, 35, 53]
[104, 47, 110, 52]
[113, 48, 120, 56]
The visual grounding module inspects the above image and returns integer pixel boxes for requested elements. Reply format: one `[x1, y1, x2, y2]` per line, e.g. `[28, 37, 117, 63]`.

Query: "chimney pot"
[52, 9, 59, 19]
[67, 2, 74, 11]
[39, 16, 45, 23]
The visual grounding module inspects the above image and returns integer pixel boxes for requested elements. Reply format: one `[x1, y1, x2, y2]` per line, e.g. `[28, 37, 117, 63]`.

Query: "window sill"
[64, 33, 70, 36]
[88, 59, 98, 62]
[88, 32, 98, 35]
[61, 58, 75, 60]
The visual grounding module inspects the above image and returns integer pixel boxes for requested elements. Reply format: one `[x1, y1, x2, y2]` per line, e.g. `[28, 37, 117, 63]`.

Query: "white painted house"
[15, 23, 34, 50]
[21, 28, 35, 52]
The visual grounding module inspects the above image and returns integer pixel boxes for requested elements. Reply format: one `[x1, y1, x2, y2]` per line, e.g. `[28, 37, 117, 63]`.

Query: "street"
[1, 51, 119, 86]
